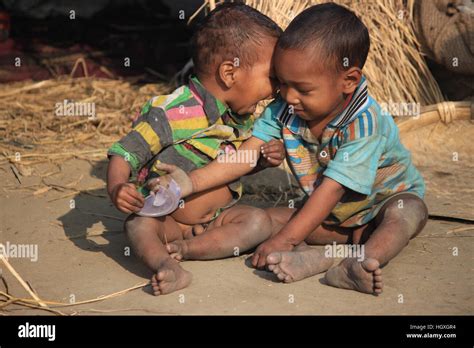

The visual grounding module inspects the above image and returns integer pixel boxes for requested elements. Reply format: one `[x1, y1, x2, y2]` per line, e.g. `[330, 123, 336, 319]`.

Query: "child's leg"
[324, 194, 428, 294]
[166, 205, 273, 260]
[264, 207, 360, 282]
[124, 214, 192, 296]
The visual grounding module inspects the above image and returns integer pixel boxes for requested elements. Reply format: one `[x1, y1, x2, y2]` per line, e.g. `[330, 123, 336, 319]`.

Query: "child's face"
[274, 47, 347, 121]
[226, 39, 278, 115]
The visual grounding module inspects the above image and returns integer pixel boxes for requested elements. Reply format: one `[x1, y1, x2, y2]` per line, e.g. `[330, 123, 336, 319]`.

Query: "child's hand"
[251, 235, 294, 269]
[146, 163, 194, 198]
[111, 183, 144, 214]
[260, 139, 285, 167]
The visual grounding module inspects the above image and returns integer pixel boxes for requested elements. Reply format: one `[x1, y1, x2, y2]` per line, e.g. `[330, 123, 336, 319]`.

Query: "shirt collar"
[328, 75, 369, 128]
[189, 75, 229, 124]
[276, 75, 369, 135]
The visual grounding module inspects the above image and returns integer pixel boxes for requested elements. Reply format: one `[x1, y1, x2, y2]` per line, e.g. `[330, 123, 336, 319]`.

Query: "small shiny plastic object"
[136, 178, 181, 217]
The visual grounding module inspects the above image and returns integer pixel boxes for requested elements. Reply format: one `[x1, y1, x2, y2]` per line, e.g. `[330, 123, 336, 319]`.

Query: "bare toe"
[267, 249, 333, 283]
[266, 252, 282, 265]
[166, 243, 178, 254]
[361, 258, 380, 273]
[157, 269, 175, 283]
[151, 274, 161, 296]
[325, 257, 382, 295]
[270, 265, 282, 275]
[170, 253, 183, 261]
[153, 261, 192, 295]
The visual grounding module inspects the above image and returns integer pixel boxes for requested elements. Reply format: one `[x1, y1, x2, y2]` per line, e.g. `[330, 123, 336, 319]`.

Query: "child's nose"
[281, 86, 300, 105]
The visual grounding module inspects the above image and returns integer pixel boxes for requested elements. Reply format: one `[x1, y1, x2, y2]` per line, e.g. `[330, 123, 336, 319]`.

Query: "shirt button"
[320, 150, 328, 158]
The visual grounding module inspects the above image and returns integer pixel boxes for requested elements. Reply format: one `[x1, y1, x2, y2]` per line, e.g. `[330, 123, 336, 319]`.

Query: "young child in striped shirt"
[106, 3, 284, 296]
[162, 3, 428, 295]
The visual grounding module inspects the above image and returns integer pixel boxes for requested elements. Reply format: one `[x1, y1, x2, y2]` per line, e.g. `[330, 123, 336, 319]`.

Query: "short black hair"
[191, 2, 282, 77]
[277, 3, 370, 72]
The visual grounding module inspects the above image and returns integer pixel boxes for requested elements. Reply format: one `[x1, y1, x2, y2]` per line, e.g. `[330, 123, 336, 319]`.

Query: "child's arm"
[251, 177, 346, 269]
[107, 100, 175, 213]
[148, 98, 287, 196]
[190, 137, 284, 193]
[147, 136, 284, 197]
[107, 155, 144, 214]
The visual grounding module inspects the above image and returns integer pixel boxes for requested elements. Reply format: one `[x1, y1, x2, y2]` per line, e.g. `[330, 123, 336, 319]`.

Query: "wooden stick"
[0, 80, 51, 98]
[0, 292, 65, 315]
[9, 164, 22, 184]
[33, 186, 52, 196]
[187, 0, 208, 24]
[209, 0, 216, 11]
[1, 281, 149, 308]
[0, 254, 48, 308]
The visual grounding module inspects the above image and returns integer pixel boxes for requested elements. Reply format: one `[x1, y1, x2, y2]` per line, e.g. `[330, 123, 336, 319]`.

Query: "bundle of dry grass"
[246, 0, 444, 108]
[0, 77, 171, 166]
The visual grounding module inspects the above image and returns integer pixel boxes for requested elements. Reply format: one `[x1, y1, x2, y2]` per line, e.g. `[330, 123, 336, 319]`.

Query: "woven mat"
[400, 120, 474, 221]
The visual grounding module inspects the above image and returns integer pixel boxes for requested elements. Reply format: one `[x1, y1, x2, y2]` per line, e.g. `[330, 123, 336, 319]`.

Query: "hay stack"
[0, 77, 171, 165]
[246, 0, 445, 107]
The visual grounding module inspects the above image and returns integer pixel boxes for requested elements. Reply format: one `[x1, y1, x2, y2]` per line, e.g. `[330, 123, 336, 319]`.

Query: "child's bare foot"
[151, 259, 192, 296]
[324, 258, 383, 295]
[266, 249, 334, 283]
[166, 240, 188, 261]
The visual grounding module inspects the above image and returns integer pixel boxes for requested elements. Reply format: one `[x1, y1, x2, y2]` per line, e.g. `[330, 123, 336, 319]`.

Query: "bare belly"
[171, 184, 233, 225]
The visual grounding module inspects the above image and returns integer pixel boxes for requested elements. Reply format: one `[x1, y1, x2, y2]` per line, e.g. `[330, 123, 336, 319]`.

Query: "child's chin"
[238, 105, 256, 115]
[295, 111, 310, 119]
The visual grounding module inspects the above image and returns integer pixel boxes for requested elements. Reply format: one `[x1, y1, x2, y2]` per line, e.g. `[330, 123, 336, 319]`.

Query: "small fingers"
[114, 183, 142, 201]
[154, 162, 178, 173]
[122, 191, 144, 209]
[257, 251, 268, 269]
[117, 199, 141, 213]
[251, 253, 260, 268]
[261, 143, 282, 155]
[263, 157, 282, 166]
[146, 178, 161, 191]
[264, 151, 285, 160]
[118, 206, 133, 214]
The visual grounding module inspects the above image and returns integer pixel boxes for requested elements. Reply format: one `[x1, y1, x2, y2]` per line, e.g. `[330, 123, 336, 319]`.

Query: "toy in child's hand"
[136, 178, 182, 217]
[148, 163, 194, 198]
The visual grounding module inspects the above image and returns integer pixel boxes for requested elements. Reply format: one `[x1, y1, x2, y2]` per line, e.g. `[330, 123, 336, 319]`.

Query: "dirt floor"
[0, 156, 473, 315]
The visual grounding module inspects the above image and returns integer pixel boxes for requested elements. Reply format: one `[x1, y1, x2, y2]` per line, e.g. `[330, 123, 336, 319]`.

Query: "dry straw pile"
[0, 0, 449, 166]
[0, 77, 171, 165]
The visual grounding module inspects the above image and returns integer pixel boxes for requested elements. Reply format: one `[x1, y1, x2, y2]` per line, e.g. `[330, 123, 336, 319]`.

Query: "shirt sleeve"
[252, 99, 284, 142]
[323, 134, 386, 195]
[107, 99, 173, 177]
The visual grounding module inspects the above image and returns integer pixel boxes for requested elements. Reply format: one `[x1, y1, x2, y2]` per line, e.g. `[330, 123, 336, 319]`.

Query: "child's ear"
[341, 67, 362, 94]
[218, 60, 237, 88]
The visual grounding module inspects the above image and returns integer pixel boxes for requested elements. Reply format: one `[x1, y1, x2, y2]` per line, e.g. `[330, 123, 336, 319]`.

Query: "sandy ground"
[1, 157, 473, 316]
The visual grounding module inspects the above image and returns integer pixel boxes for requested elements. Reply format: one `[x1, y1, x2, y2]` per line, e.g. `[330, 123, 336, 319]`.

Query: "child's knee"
[245, 208, 273, 237]
[124, 214, 139, 235]
[124, 215, 154, 240]
[404, 197, 428, 238]
[381, 195, 428, 238]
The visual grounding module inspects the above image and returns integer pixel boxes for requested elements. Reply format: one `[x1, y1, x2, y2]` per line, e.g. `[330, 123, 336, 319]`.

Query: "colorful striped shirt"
[253, 76, 425, 227]
[108, 76, 255, 198]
